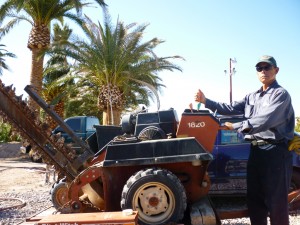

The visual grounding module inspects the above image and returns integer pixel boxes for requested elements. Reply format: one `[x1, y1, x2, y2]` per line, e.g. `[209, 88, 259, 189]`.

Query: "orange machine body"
[177, 110, 220, 153]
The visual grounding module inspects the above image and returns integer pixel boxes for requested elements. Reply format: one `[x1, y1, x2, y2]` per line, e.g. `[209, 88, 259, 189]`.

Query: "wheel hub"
[138, 186, 169, 215]
[149, 196, 159, 207]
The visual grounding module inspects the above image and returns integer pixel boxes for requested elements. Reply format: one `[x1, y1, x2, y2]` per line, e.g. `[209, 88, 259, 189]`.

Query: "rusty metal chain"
[0, 80, 76, 178]
[81, 199, 103, 212]
[52, 200, 72, 214]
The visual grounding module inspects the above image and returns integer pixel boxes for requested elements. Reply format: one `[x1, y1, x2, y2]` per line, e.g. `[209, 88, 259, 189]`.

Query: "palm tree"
[0, 44, 16, 75]
[51, 10, 184, 125]
[64, 83, 102, 119]
[42, 23, 73, 129]
[43, 23, 102, 122]
[0, 0, 107, 110]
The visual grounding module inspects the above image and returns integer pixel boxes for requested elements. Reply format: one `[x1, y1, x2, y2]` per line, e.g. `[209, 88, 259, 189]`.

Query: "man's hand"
[195, 89, 206, 104]
[224, 122, 234, 130]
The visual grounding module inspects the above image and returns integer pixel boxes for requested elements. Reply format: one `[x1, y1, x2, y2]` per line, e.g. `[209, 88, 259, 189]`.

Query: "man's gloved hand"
[288, 135, 300, 155]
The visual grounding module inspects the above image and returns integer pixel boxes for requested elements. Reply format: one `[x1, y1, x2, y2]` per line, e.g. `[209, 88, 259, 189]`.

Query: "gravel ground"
[0, 190, 52, 225]
[0, 191, 299, 225]
[0, 142, 54, 225]
[222, 215, 300, 225]
[214, 196, 300, 225]
[0, 142, 299, 225]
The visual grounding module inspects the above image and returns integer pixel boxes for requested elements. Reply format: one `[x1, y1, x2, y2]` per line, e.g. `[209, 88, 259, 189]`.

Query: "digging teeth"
[56, 137, 65, 148]
[0, 80, 77, 179]
[41, 123, 52, 136]
[57, 137, 65, 143]
[20, 100, 27, 108]
[4, 84, 15, 96]
[50, 134, 59, 141]
[30, 111, 38, 120]
[15, 94, 23, 102]
[41, 122, 50, 130]
[50, 135, 55, 142]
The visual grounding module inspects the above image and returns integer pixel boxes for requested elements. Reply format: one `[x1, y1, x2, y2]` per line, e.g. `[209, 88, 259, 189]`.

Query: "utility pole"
[224, 58, 237, 103]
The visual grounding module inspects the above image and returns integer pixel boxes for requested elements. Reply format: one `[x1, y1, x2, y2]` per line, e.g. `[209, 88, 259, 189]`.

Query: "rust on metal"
[0, 80, 78, 180]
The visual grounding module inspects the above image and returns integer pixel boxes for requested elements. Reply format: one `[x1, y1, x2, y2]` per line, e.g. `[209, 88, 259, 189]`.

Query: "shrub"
[0, 119, 21, 142]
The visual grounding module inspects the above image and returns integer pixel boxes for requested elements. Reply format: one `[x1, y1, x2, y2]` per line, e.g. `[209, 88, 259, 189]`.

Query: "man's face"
[256, 62, 279, 86]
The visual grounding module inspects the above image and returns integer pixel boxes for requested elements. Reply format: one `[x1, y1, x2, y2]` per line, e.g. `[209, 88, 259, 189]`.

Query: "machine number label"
[187, 121, 205, 128]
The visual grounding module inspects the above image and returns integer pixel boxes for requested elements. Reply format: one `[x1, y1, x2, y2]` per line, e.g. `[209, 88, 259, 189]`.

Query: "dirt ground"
[0, 142, 50, 193]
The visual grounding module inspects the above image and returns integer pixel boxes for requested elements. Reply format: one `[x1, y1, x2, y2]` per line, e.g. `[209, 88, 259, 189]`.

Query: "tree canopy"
[47, 9, 184, 124]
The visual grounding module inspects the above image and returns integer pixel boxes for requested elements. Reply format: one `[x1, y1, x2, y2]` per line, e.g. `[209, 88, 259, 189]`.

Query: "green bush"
[0, 120, 21, 142]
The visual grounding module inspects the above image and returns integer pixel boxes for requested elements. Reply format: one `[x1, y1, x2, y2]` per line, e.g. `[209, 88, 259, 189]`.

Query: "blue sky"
[1, 0, 300, 117]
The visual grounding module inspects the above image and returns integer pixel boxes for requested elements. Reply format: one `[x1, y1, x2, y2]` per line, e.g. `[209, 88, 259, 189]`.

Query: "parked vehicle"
[208, 115, 300, 196]
[21, 116, 100, 160]
[52, 116, 100, 154]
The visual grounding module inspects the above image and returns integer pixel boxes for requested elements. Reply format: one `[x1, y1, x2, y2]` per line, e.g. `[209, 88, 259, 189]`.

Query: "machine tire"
[28, 148, 43, 163]
[138, 126, 166, 140]
[121, 168, 187, 225]
[50, 178, 71, 213]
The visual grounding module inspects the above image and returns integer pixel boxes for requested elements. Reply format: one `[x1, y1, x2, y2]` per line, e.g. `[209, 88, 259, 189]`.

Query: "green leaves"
[0, 44, 16, 75]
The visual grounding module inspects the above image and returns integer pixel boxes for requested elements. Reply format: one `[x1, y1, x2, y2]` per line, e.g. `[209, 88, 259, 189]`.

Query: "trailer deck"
[20, 207, 138, 225]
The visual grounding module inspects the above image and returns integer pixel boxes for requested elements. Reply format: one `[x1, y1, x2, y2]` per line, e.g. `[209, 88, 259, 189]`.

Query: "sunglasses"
[256, 65, 273, 72]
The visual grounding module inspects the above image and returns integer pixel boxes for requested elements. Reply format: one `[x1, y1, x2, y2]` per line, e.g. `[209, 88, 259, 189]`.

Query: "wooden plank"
[25, 207, 57, 222]
[35, 211, 138, 225]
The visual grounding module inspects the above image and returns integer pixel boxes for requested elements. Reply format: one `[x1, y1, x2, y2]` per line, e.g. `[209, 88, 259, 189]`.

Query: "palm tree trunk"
[102, 108, 121, 125]
[113, 109, 122, 125]
[28, 48, 44, 111]
[102, 111, 109, 125]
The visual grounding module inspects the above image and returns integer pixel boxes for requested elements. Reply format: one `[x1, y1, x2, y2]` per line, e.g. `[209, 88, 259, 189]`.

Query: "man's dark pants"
[247, 142, 293, 225]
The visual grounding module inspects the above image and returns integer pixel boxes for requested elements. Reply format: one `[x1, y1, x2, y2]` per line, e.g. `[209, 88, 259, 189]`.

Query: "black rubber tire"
[50, 178, 71, 213]
[120, 168, 187, 225]
[29, 149, 43, 163]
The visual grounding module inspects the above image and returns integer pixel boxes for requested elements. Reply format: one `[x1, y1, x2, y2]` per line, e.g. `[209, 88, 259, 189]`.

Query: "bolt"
[71, 201, 81, 210]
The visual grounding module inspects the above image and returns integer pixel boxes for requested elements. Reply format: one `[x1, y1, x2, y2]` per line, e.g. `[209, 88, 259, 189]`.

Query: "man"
[195, 55, 294, 225]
